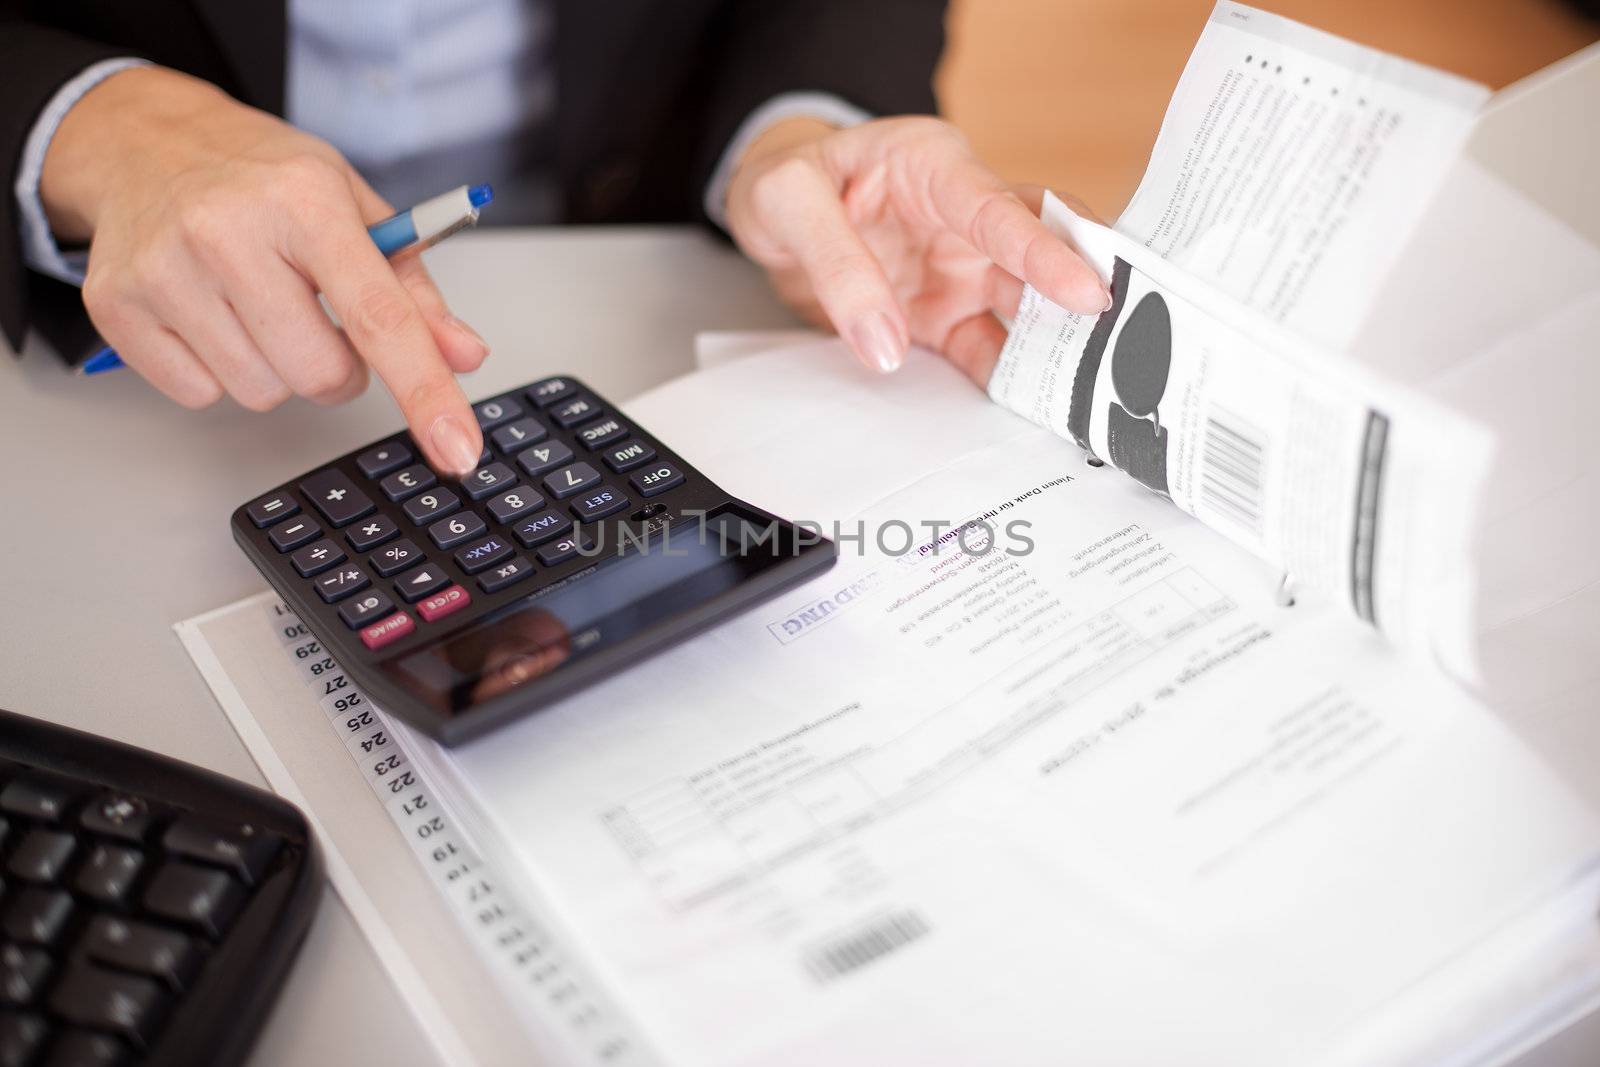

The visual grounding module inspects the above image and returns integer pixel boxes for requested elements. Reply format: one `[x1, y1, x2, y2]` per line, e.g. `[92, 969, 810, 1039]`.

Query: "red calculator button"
[417, 584, 472, 623]
[360, 612, 414, 651]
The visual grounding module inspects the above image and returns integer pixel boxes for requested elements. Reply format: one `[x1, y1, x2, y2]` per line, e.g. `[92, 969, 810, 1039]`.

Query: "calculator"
[232, 376, 836, 745]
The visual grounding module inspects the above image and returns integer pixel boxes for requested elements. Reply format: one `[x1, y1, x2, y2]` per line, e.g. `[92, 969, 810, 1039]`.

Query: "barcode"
[804, 911, 930, 981]
[1199, 407, 1266, 536]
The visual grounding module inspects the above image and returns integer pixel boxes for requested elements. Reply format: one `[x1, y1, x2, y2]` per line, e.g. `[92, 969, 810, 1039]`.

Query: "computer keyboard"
[0, 709, 321, 1066]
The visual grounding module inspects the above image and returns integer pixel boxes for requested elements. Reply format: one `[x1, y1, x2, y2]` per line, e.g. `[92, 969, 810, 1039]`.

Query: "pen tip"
[468, 183, 494, 209]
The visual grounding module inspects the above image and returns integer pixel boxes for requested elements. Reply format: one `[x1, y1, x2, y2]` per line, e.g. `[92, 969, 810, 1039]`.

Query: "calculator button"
[359, 612, 414, 651]
[79, 795, 153, 843]
[356, 440, 413, 479]
[490, 416, 549, 453]
[462, 461, 517, 501]
[246, 492, 299, 528]
[417, 584, 472, 623]
[543, 462, 602, 499]
[516, 440, 575, 478]
[339, 591, 395, 629]
[571, 486, 629, 522]
[370, 538, 424, 577]
[428, 510, 487, 549]
[550, 395, 602, 428]
[478, 556, 534, 593]
[527, 376, 577, 408]
[82, 915, 200, 989]
[267, 517, 321, 552]
[48, 963, 169, 1045]
[4, 888, 74, 945]
[314, 566, 371, 603]
[347, 514, 400, 552]
[380, 464, 436, 501]
[486, 486, 543, 524]
[300, 469, 376, 528]
[290, 538, 345, 577]
[535, 534, 587, 567]
[394, 564, 450, 602]
[602, 440, 656, 472]
[8, 830, 75, 882]
[454, 534, 514, 573]
[577, 417, 629, 451]
[74, 843, 144, 904]
[513, 510, 573, 547]
[474, 396, 524, 430]
[403, 488, 461, 525]
[2, 777, 78, 822]
[2, 943, 51, 1004]
[143, 862, 244, 938]
[630, 463, 685, 497]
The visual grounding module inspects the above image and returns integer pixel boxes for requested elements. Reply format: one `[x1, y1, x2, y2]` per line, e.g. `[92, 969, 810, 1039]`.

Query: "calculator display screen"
[382, 508, 811, 716]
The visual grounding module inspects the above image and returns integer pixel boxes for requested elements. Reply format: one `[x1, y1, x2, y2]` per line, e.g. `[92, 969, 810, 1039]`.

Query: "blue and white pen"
[81, 182, 495, 375]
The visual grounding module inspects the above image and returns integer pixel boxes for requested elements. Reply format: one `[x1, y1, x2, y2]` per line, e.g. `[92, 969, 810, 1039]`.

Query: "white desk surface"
[4, 59, 1599, 1053]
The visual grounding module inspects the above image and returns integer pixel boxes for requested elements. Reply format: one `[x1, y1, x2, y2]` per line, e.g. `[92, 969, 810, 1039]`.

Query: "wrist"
[40, 66, 232, 242]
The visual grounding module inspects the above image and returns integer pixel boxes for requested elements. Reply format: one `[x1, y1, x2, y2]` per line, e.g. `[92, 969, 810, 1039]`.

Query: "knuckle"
[296, 353, 357, 400]
[176, 195, 236, 252]
[348, 282, 416, 340]
[276, 151, 344, 193]
[751, 157, 817, 213]
[236, 380, 292, 413]
[175, 375, 225, 410]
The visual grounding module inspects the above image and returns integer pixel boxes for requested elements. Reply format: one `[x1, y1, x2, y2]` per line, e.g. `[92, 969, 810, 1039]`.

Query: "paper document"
[409, 340, 1600, 1067]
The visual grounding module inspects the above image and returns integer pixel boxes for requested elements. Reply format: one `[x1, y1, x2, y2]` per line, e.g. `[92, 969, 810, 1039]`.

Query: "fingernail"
[446, 314, 488, 354]
[1097, 287, 1114, 313]
[850, 311, 905, 374]
[429, 414, 480, 475]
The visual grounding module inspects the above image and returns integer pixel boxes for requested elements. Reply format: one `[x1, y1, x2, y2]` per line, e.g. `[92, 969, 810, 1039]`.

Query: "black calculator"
[232, 376, 836, 745]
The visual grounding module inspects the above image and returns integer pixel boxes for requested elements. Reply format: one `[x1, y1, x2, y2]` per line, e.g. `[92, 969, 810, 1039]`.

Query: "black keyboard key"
[630, 462, 685, 497]
[299, 470, 375, 528]
[428, 511, 487, 550]
[42, 1030, 126, 1067]
[402, 488, 460, 525]
[82, 916, 200, 991]
[486, 486, 543, 524]
[380, 463, 436, 501]
[473, 396, 523, 430]
[3, 889, 73, 945]
[346, 514, 400, 552]
[1, 945, 50, 1005]
[245, 492, 298, 528]
[74, 844, 144, 904]
[454, 534, 514, 574]
[338, 591, 395, 629]
[550, 395, 602, 428]
[601, 440, 656, 472]
[356, 440, 412, 479]
[79, 795, 152, 844]
[526, 376, 577, 408]
[267, 517, 321, 553]
[313, 565, 371, 604]
[543, 462, 602, 499]
[490, 417, 548, 453]
[1, 777, 77, 823]
[0, 815, 8, 849]
[0, 1012, 46, 1066]
[477, 556, 534, 593]
[462, 462, 517, 501]
[394, 564, 450, 603]
[164, 817, 282, 886]
[577, 417, 629, 451]
[143, 863, 244, 939]
[289, 538, 345, 577]
[8, 831, 75, 883]
[49, 964, 167, 1047]
[370, 538, 425, 577]
[512, 510, 572, 548]
[516, 440, 575, 478]
[571, 486, 629, 523]
[536, 534, 588, 567]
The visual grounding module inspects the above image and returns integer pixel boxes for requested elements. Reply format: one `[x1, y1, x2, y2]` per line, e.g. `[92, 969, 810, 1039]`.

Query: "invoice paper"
[413, 339, 1600, 1067]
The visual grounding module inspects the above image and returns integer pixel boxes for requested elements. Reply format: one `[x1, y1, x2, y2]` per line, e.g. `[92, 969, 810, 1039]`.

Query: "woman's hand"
[724, 115, 1109, 387]
[41, 66, 488, 474]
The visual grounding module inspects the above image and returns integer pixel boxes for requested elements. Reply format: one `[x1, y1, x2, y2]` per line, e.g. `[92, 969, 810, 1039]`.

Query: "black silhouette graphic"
[1106, 290, 1173, 496]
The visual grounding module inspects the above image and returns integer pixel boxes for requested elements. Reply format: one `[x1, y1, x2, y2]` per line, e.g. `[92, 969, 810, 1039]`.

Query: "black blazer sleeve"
[688, 0, 946, 218]
[0, 17, 140, 350]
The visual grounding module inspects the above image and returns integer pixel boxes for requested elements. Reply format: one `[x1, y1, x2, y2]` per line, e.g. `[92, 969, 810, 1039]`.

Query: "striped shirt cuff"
[703, 92, 873, 231]
[14, 57, 150, 285]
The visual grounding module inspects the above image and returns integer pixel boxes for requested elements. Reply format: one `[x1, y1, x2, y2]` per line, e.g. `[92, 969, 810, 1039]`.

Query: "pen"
[80, 182, 495, 376]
